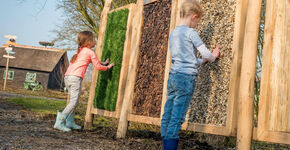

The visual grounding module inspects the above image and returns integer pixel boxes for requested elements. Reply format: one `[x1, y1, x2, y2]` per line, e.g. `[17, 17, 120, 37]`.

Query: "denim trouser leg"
[161, 73, 195, 140]
[161, 76, 175, 138]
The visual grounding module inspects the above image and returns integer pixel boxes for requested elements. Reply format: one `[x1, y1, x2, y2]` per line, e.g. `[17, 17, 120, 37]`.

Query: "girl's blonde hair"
[70, 31, 94, 63]
[180, 0, 203, 18]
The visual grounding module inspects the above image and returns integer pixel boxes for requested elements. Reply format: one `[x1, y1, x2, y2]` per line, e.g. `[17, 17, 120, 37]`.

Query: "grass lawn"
[6, 97, 67, 115]
[5, 97, 88, 121]
[4, 97, 118, 127]
[2, 88, 67, 99]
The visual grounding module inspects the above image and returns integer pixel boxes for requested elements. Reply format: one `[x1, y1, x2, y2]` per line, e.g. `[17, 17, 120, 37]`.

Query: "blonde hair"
[70, 31, 94, 63]
[180, 0, 203, 18]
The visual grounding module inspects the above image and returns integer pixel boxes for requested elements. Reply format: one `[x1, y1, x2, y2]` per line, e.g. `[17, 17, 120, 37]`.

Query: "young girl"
[54, 31, 114, 132]
[161, 0, 219, 149]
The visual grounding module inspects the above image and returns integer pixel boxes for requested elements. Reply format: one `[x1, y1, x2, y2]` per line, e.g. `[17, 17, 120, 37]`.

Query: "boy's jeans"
[161, 73, 196, 139]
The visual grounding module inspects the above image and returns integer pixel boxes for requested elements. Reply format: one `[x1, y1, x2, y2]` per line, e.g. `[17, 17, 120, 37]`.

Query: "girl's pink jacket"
[65, 47, 108, 78]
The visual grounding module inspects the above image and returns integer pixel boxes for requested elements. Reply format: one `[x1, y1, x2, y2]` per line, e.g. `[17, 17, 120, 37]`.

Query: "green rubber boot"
[66, 113, 81, 130]
[54, 112, 71, 132]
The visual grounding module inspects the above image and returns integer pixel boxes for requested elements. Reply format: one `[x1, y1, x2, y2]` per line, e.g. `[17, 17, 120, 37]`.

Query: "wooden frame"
[164, 0, 249, 136]
[117, 0, 145, 138]
[126, 0, 175, 126]
[84, 1, 135, 128]
[118, 0, 249, 137]
[236, 0, 263, 148]
[255, 0, 290, 145]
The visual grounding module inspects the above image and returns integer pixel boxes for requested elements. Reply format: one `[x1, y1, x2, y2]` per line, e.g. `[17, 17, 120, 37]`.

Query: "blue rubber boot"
[162, 138, 167, 150]
[54, 112, 71, 132]
[66, 113, 81, 130]
[162, 139, 179, 150]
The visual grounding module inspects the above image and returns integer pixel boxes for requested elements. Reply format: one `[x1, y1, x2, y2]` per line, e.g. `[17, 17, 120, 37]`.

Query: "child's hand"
[107, 63, 114, 69]
[213, 46, 220, 58]
[101, 58, 110, 65]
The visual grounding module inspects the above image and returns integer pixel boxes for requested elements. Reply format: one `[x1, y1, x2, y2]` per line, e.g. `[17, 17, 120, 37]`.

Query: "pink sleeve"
[90, 51, 108, 71]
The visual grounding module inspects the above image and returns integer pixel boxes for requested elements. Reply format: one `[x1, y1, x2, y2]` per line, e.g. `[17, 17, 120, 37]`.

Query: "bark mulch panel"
[132, 0, 172, 118]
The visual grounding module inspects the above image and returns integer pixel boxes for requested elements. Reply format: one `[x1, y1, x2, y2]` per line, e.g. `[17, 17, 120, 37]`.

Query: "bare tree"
[53, 0, 136, 81]
[52, 0, 136, 51]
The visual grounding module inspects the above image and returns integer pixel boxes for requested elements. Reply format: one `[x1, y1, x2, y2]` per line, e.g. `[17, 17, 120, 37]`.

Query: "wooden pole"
[226, 0, 249, 135]
[66, 93, 70, 105]
[114, 4, 136, 118]
[160, 0, 178, 121]
[84, 0, 112, 129]
[236, 0, 262, 149]
[116, 0, 144, 138]
[3, 55, 10, 90]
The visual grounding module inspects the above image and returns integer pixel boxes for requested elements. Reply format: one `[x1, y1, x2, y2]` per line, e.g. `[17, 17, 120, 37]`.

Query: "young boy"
[161, 0, 220, 149]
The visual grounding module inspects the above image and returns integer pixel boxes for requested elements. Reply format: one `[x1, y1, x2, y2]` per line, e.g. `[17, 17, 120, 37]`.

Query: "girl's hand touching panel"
[107, 63, 114, 69]
[101, 58, 110, 65]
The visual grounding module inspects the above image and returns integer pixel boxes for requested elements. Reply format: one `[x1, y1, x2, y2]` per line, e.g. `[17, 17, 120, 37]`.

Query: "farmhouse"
[0, 45, 69, 90]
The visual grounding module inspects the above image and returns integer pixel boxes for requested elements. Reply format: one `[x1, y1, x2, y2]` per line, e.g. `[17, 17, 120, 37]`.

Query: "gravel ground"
[0, 97, 221, 150]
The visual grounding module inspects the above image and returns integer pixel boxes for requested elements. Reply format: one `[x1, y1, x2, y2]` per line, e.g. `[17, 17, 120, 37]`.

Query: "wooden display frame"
[117, 0, 248, 137]
[254, 0, 290, 145]
[182, 0, 249, 136]
[127, 0, 176, 126]
[84, 1, 136, 128]
[88, 1, 290, 148]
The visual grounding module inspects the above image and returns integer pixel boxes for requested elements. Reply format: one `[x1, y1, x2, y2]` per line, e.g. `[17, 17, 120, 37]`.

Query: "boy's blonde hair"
[180, 0, 203, 18]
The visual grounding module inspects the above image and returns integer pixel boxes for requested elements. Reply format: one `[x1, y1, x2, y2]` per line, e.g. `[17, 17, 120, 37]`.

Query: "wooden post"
[114, 4, 136, 118]
[160, 0, 178, 121]
[66, 93, 70, 104]
[236, 0, 262, 149]
[116, 0, 144, 138]
[3, 55, 10, 90]
[84, 0, 112, 129]
[226, 0, 249, 135]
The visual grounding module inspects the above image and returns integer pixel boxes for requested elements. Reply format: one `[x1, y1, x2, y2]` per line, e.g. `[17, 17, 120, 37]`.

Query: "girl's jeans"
[62, 76, 83, 116]
[161, 73, 196, 139]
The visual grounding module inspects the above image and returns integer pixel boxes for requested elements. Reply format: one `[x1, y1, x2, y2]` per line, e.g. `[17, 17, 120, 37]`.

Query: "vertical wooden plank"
[84, 0, 112, 129]
[160, 0, 177, 120]
[236, 0, 262, 149]
[282, 0, 289, 133]
[115, 4, 136, 117]
[288, 0, 290, 132]
[257, 0, 276, 136]
[274, 0, 289, 132]
[66, 93, 70, 105]
[3, 57, 10, 90]
[259, 0, 290, 133]
[117, 0, 145, 138]
[268, 0, 283, 131]
[226, 0, 249, 135]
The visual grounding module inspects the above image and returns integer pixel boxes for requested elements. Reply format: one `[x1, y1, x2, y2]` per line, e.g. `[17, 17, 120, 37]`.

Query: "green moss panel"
[94, 9, 129, 111]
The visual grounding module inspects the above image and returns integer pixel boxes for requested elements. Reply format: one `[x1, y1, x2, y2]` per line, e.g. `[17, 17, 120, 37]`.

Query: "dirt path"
[0, 98, 220, 150]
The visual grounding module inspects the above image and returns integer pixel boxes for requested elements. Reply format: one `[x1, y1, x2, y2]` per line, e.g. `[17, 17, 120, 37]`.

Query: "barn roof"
[0, 45, 67, 72]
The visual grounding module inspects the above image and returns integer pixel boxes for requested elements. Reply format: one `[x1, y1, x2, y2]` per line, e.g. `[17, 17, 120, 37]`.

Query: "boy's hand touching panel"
[213, 46, 220, 58]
